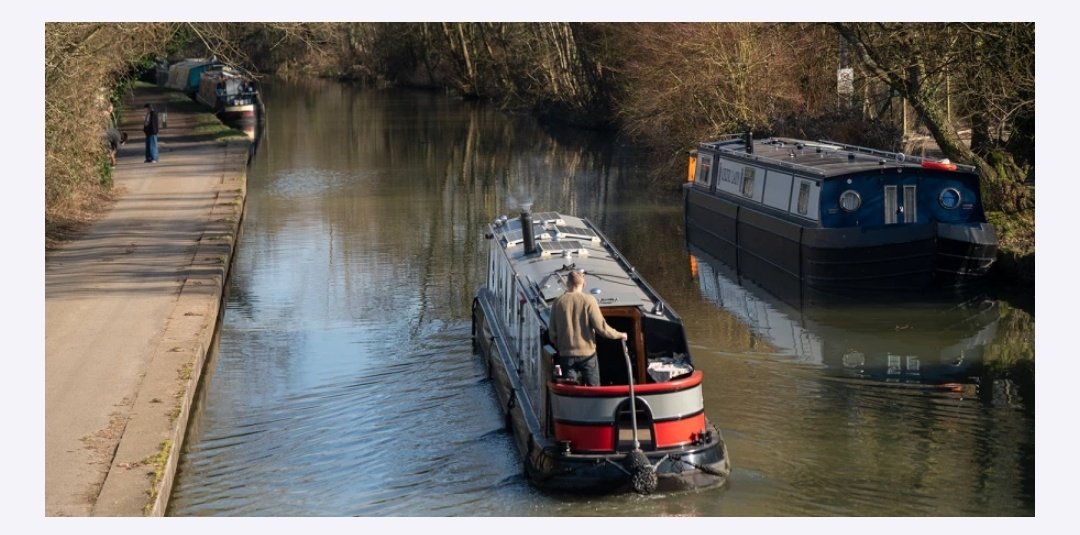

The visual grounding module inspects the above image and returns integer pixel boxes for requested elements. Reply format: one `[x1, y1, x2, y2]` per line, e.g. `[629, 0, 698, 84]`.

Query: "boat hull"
[523, 426, 730, 493]
[684, 186, 996, 295]
[218, 104, 257, 121]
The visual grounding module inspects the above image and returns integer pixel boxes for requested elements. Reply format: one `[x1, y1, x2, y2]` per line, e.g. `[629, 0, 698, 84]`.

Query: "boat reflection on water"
[223, 115, 264, 159]
[687, 243, 1000, 391]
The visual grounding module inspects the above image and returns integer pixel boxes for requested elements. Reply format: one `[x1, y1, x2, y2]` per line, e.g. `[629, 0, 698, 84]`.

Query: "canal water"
[167, 79, 1035, 516]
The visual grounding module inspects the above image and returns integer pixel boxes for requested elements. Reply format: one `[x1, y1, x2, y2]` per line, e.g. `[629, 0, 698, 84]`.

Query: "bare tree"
[832, 22, 1033, 213]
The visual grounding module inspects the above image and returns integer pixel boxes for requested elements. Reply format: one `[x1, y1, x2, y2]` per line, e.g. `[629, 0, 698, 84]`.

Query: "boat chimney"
[744, 131, 753, 154]
[521, 210, 537, 255]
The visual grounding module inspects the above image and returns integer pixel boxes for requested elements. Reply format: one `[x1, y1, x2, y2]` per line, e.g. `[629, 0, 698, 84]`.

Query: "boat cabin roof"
[697, 136, 977, 179]
[489, 212, 675, 320]
[170, 58, 215, 68]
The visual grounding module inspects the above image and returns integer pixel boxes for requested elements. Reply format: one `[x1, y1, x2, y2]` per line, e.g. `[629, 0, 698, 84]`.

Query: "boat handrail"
[581, 218, 680, 321]
[707, 142, 827, 177]
[818, 139, 978, 173]
[549, 370, 703, 396]
[702, 136, 977, 175]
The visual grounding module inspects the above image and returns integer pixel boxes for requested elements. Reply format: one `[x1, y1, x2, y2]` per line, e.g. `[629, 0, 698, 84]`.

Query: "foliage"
[45, 23, 172, 242]
[45, 22, 1035, 264]
[983, 302, 1034, 400]
[832, 22, 1034, 215]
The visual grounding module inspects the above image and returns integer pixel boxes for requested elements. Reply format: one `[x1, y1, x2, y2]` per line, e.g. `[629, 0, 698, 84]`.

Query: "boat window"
[762, 171, 794, 209]
[904, 185, 917, 222]
[884, 185, 898, 224]
[839, 190, 861, 212]
[741, 167, 756, 198]
[939, 188, 961, 209]
[696, 155, 713, 187]
[796, 181, 811, 214]
[489, 248, 496, 288]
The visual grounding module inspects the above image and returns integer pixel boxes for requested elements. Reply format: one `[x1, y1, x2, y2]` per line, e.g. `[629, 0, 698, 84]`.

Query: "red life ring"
[921, 159, 957, 171]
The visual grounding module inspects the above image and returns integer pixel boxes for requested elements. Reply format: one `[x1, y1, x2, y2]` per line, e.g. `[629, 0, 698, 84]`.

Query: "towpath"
[44, 85, 249, 516]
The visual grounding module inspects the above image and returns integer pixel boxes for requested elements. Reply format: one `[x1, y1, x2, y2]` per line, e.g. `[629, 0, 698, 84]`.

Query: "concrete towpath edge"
[92, 139, 248, 516]
[46, 83, 251, 516]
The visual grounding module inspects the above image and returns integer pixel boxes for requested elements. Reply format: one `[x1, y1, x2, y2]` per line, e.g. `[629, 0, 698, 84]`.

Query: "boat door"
[595, 306, 645, 386]
[883, 180, 919, 224]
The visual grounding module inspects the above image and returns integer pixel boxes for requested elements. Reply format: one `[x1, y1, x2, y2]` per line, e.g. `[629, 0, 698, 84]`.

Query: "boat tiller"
[622, 339, 657, 494]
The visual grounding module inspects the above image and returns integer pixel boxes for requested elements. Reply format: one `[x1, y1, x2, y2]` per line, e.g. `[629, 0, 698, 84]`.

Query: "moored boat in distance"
[472, 210, 730, 494]
[164, 58, 219, 97]
[196, 66, 258, 122]
[684, 134, 998, 294]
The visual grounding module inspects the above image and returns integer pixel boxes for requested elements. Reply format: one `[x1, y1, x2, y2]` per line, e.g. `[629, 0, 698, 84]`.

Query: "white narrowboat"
[196, 66, 258, 122]
[472, 210, 730, 494]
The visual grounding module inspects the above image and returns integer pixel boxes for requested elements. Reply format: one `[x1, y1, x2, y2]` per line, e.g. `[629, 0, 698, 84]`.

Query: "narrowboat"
[684, 135, 997, 294]
[164, 58, 219, 97]
[472, 210, 730, 494]
[195, 66, 258, 122]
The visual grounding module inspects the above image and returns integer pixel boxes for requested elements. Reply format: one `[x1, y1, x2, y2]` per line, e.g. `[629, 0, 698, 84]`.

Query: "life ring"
[921, 159, 957, 172]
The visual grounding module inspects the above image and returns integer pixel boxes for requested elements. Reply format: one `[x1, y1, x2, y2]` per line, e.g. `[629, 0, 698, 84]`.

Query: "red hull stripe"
[554, 422, 616, 452]
[553, 411, 707, 451]
[550, 370, 703, 398]
[653, 412, 707, 448]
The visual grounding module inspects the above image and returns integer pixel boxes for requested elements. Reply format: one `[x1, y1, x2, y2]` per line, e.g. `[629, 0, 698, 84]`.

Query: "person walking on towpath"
[143, 103, 159, 163]
[548, 270, 627, 386]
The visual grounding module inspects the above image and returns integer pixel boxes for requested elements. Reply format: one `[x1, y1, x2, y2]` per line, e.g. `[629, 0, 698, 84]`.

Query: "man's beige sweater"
[548, 290, 621, 357]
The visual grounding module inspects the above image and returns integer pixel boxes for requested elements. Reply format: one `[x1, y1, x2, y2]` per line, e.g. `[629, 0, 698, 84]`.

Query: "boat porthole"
[939, 188, 961, 209]
[839, 190, 861, 212]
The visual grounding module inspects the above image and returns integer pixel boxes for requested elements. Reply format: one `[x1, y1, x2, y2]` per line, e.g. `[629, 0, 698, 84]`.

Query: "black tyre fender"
[524, 434, 535, 477]
[504, 388, 516, 431]
[471, 298, 479, 351]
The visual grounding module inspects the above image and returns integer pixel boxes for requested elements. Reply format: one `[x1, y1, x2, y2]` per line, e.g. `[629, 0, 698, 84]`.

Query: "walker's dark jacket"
[143, 110, 159, 136]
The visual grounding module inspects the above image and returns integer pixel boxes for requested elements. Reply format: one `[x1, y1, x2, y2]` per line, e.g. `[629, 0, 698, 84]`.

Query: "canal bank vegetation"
[44, 22, 1034, 284]
[45, 23, 172, 247]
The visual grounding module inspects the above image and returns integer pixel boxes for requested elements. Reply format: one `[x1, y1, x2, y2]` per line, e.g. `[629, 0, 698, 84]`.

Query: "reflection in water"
[220, 114, 264, 157]
[168, 79, 1034, 516]
[689, 246, 1001, 389]
[682, 241, 1034, 516]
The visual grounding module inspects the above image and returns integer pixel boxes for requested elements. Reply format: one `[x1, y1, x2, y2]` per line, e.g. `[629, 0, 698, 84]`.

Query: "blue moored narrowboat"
[684, 134, 997, 293]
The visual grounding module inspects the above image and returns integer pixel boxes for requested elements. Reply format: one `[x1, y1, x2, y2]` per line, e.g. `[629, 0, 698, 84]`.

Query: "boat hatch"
[495, 220, 545, 246]
[538, 240, 589, 257]
[532, 212, 564, 225]
[616, 401, 655, 451]
[554, 225, 601, 243]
